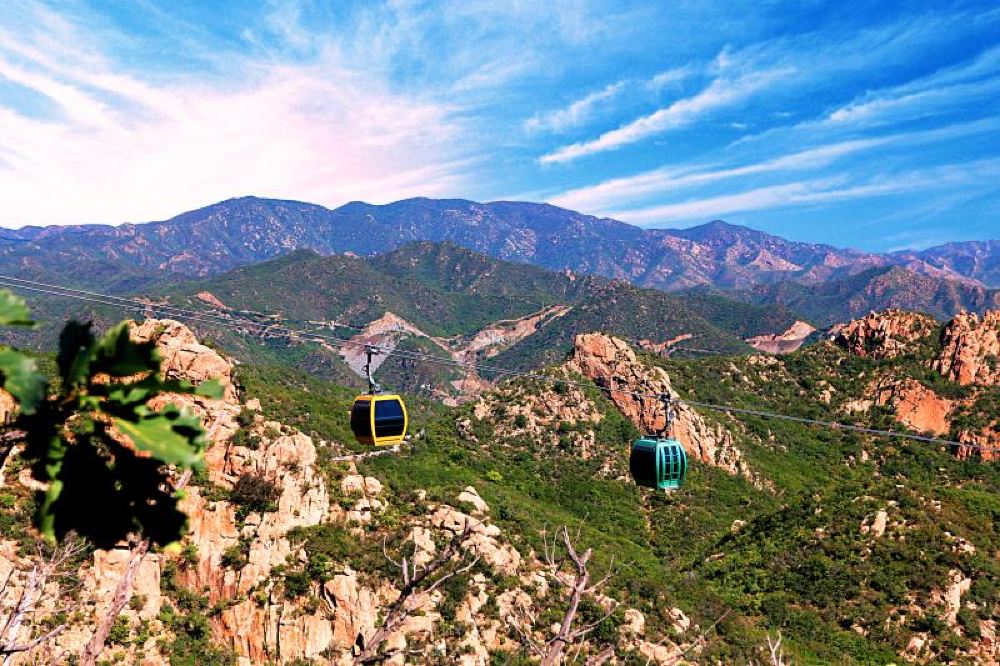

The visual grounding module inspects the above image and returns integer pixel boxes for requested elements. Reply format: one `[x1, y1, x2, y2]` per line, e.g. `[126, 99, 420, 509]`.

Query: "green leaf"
[34, 433, 67, 544]
[0, 290, 35, 328]
[194, 378, 224, 400]
[0, 347, 46, 415]
[57, 321, 96, 389]
[90, 322, 161, 378]
[113, 407, 206, 468]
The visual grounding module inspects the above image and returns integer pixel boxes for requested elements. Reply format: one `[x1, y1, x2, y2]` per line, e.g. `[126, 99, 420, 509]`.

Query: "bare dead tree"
[0, 537, 86, 665]
[327, 445, 401, 463]
[354, 521, 480, 664]
[79, 414, 217, 666]
[78, 538, 148, 666]
[762, 631, 786, 666]
[510, 526, 618, 666]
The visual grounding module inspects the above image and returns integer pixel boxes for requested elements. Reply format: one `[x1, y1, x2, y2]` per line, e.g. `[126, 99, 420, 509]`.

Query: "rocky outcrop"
[956, 426, 1000, 463]
[567, 333, 758, 484]
[131, 318, 240, 404]
[834, 310, 937, 359]
[934, 310, 1000, 386]
[875, 379, 955, 437]
[746, 320, 817, 354]
[195, 291, 228, 309]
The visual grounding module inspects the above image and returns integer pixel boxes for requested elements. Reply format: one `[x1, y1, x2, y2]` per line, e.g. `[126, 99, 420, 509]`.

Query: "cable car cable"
[0, 275, 995, 453]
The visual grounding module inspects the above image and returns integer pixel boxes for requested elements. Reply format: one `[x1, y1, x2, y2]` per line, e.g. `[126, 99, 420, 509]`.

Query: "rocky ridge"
[934, 310, 1000, 386]
[472, 332, 760, 486]
[833, 310, 938, 359]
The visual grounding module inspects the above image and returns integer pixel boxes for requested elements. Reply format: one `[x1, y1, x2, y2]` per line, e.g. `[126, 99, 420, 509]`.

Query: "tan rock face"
[956, 426, 1000, 463]
[0, 387, 17, 425]
[934, 310, 1000, 386]
[567, 333, 760, 484]
[834, 310, 937, 359]
[937, 570, 972, 627]
[875, 379, 955, 437]
[130, 318, 240, 405]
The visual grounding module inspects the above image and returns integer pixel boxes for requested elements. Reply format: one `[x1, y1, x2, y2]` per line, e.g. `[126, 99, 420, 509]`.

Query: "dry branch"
[356, 521, 478, 664]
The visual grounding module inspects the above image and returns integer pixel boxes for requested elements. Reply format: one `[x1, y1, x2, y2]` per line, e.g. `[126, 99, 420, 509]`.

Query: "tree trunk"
[80, 540, 148, 666]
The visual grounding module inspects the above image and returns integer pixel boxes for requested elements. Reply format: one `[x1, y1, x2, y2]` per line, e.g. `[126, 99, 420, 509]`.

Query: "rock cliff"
[933, 311, 1000, 386]
[567, 333, 758, 483]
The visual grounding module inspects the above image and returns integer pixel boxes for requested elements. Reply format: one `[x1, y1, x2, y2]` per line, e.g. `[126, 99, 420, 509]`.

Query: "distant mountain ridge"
[2, 195, 995, 284]
[0, 196, 996, 324]
[736, 265, 1000, 325]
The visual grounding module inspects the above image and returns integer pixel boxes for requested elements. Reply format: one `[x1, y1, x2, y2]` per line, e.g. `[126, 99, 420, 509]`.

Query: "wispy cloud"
[539, 68, 788, 164]
[647, 65, 697, 90]
[608, 158, 1000, 225]
[0, 2, 477, 226]
[524, 81, 626, 134]
[549, 138, 886, 211]
[549, 117, 1000, 213]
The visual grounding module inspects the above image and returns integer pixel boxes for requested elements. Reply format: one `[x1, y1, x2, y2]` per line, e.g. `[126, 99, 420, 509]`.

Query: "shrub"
[229, 473, 280, 521]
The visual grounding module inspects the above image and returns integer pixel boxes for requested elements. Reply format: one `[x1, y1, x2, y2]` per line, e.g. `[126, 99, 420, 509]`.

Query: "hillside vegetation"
[230, 308, 1000, 664]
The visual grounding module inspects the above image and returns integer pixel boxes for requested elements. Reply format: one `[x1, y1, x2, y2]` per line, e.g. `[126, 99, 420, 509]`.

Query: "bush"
[283, 569, 311, 599]
[229, 473, 280, 521]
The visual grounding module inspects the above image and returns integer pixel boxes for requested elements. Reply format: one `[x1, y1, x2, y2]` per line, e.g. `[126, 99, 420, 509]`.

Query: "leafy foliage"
[0, 291, 46, 414]
[0, 296, 223, 547]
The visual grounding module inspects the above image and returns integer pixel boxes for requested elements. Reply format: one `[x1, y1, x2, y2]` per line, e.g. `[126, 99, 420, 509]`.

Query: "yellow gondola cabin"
[350, 393, 408, 446]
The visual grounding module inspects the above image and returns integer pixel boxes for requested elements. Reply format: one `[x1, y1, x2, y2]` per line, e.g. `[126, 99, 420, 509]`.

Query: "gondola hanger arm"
[365, 344, 381, 394]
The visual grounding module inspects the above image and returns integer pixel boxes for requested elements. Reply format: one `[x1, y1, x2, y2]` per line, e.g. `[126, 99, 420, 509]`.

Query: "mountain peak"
[677, 219, 763, 236]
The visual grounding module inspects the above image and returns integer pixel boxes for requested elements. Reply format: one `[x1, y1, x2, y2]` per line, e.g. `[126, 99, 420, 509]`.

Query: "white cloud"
[608, 159, 1000, 225]
[539, 68, 788, 164]
[0, 5, 473, 226]
[524, 81, 626, 134]
[827, 76, 1000, 126]
[548, 117, 1000, 213]
[647, 65, 696, 90]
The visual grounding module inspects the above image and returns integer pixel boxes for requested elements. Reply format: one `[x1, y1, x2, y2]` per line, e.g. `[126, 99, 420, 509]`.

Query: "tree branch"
[356, 521, 477, 664]
[80, 539, 149, 666]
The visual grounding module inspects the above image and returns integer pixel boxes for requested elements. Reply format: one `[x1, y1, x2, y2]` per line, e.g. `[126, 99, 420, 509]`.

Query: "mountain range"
[1, 197, 996, 319]
[15, 242, 794, 401]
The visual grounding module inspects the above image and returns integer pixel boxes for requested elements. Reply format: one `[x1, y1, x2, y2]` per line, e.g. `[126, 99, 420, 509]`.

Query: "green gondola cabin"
[629, 437, 687, 490]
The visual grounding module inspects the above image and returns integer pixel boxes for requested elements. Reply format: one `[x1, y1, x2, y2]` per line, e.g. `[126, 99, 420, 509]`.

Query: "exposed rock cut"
[746, 320, 817, 354]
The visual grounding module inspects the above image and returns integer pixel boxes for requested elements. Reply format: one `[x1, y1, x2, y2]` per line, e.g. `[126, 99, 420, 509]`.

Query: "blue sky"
[0, 1, 997, 251]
